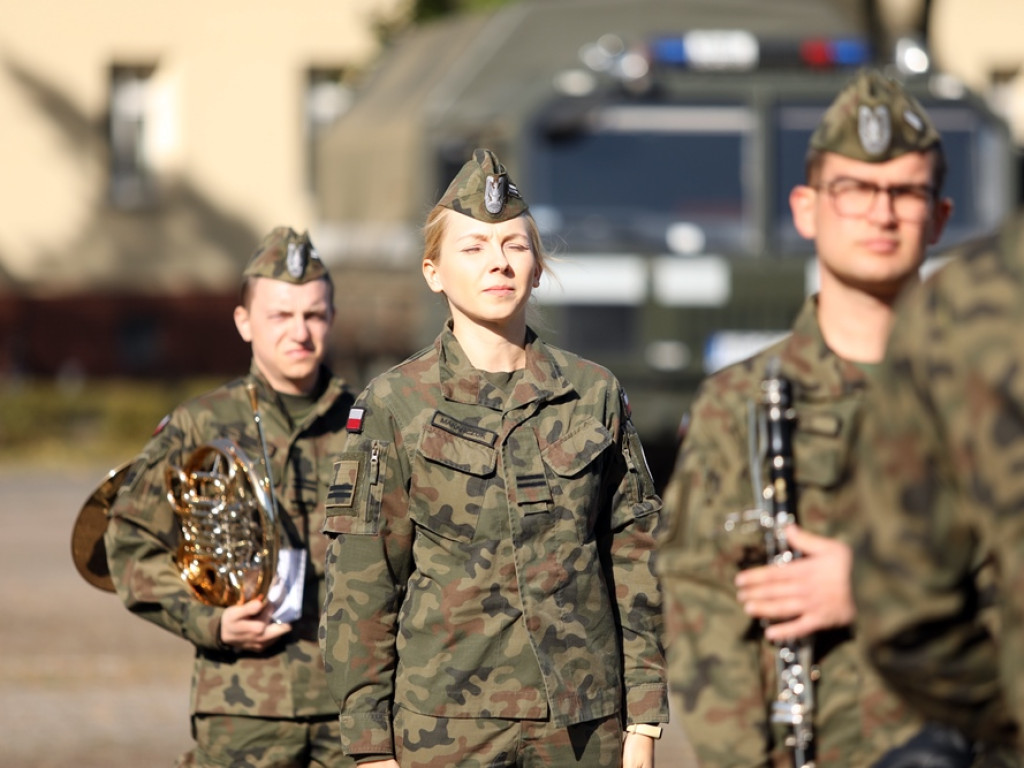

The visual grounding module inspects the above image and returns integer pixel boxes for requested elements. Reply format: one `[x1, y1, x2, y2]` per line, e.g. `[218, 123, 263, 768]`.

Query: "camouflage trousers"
[178, 714, 354, 768]
[393, 706, 623, 767]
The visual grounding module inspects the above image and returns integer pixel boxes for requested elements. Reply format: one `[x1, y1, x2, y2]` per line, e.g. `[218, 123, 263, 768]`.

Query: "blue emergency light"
[800, 38, 871, 68]
[650, 31, 758, 70]
[649, 31, 871, 71]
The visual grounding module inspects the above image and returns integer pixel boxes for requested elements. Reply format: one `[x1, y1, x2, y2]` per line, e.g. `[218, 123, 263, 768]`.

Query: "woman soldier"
[319, 148, 668, 768]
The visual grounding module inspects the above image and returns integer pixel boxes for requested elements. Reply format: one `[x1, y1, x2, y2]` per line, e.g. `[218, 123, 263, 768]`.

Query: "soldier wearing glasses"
[656, 69, 954, 766]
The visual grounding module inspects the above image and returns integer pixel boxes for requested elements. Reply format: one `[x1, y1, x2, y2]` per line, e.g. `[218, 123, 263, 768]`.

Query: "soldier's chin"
[282, 364, 318, 388]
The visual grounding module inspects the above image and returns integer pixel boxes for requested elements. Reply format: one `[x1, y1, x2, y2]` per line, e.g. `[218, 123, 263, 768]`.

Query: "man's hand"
[218, 597, 292, 653]
[622, 732, 655, 768]
[734, 524, 854, 641]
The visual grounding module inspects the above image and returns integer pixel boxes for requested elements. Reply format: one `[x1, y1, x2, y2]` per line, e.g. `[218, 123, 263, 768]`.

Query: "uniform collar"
[246, 360, 347, 425]
[778, 295, 869, 401]
[436, 323, 574, 411]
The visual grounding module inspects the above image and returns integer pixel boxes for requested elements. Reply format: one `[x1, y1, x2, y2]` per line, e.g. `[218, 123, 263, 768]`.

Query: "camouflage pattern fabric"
[389, 708, 623, 767]
[183, 713, 348, 768]
[105, 362, 354, 721]
[852, 216, 1024, 756]
[436, 147, 528, 223]
[809, 68, 941, 162]
[242, 226, 331, 286]
[320, 324, 667, 759]
[656, 296, 922, 767]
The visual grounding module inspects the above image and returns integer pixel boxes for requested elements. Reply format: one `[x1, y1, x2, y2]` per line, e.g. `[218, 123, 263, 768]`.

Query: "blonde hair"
[422, 205, 551, 277]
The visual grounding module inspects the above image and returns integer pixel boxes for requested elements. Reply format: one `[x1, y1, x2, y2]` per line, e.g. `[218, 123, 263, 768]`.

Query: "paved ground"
[0, 463, 696, 767]
[1, 464, 193, 768]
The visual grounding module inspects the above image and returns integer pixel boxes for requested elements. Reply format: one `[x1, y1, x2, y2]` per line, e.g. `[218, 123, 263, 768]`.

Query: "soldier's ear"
[790, 184, 818, 240]
[234, 304, 253, 342]
[422, 258, 445, 294]
[926, 197, 954, 245]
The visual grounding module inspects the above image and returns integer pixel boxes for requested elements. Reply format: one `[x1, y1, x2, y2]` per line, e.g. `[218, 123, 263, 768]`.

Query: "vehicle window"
[559, 305, 638, 355]
[528, 103, 754, 254]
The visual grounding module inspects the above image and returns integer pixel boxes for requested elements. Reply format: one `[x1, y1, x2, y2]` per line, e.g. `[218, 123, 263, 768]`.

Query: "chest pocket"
[540, 417, 613, 477]
[410, 412, 498, 542]
[720, 398, 860, 568]
[540, 418, 613, 539]
[791, 397, 862, 539]
[792, 399, 860, 490]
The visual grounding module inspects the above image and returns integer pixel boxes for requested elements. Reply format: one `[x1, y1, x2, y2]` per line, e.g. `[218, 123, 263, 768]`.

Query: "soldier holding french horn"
[656, 70, 960, 767]
[95, 227, 356, 767]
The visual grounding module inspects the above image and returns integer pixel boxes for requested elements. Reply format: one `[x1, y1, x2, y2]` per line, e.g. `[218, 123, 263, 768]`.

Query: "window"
[108, 64, 157, 209]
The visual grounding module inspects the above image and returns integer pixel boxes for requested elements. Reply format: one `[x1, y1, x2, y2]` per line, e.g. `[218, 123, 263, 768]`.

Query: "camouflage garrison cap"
[241, 226, 330, 285]
[810, 69, 941, 162]
[437, 148, 528, 222]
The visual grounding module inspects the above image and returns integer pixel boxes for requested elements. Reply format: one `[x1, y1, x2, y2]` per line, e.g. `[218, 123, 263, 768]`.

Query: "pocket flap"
[792, 401, 857, 489]
[541, 418, 613, 477]
[417, 412, 498, 477]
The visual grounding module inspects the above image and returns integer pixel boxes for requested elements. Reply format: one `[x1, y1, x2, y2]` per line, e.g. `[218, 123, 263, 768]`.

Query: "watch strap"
[625, 723, 663, 739]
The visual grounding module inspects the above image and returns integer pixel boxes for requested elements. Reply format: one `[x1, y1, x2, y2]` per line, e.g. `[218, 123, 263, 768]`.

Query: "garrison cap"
[437, 148, 528, 222]
[810, 69, 941, 162]
[242, 226, 330, 285]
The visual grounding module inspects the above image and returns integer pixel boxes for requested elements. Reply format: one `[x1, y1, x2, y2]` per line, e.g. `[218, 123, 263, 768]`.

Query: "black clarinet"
[760, 358, 815, 768]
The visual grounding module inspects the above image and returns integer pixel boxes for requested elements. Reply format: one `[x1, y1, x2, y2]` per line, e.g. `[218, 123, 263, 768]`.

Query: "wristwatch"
[625, 723, 663, 739]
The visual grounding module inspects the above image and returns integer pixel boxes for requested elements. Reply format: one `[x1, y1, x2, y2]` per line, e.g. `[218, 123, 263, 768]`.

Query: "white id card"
[267, 548, 305, 624]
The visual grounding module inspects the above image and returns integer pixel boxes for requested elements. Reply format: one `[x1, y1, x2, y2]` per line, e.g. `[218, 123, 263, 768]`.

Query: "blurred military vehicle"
[315, 0, 1017, 487]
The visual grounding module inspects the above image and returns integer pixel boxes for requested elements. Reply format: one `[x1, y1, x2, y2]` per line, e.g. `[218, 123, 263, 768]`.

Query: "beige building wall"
[930, 0, 1024, 146]
[0, 0, 409, 293]
[877, 0, 1024, 145]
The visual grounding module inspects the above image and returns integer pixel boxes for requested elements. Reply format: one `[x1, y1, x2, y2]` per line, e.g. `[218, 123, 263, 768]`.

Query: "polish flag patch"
[346, 407, 366, 433]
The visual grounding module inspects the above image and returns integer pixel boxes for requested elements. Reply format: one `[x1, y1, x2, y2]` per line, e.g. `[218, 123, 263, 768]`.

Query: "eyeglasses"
[815, 177, 938, 222]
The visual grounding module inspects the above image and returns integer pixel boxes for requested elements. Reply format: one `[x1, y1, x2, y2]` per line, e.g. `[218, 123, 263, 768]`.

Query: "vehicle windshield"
[528, 103, 754, 254]
[528, 95, 1007, 259]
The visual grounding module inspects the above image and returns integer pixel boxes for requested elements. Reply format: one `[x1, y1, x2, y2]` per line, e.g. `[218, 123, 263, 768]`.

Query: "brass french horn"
[71, 462, 132, 592]
[165, 437, 277, 606]
[72, 382, 280, 608]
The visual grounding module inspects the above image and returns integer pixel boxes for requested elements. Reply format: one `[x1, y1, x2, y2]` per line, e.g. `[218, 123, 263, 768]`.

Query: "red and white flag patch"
[152, 414, 171, 436]
[346, 407, 366, 433]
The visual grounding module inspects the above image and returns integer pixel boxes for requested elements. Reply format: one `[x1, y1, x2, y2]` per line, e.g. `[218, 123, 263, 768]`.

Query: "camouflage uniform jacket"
[321, 325, 667, 757]
[657, 296, 921, 767]
[105, 363, 353, 718]
[852, 225, 1021, 752]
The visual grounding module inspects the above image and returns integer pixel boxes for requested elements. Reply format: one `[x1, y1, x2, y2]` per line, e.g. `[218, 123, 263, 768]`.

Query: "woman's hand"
[622, 732, 655, 768]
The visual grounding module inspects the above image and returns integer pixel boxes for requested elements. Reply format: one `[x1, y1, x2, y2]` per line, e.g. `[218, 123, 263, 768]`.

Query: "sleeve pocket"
[626, 427, 659, 510]
[323, 443, 389, 535]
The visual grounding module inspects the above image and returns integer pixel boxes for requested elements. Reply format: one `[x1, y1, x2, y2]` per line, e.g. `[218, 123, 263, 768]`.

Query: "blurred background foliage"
[413, 0, 516, 21]
[0, 378, 222, 467]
